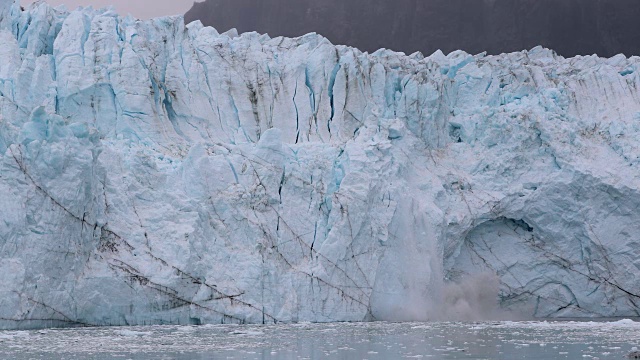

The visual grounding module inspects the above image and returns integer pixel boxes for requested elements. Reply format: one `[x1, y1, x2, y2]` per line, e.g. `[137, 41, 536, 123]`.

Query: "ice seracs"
[1, 0, 640, 329]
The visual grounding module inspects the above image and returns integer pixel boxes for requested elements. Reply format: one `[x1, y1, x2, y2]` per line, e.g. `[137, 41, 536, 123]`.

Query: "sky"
[20, 0, 195, 19]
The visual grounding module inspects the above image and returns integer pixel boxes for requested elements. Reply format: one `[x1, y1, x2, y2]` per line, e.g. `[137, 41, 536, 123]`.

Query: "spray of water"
[376, 270, 522, 322]
[430, 272, 517, 321]
[370, 200, 522, 322]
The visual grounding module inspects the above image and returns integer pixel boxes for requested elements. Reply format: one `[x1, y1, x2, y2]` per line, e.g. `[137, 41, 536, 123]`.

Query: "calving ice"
[1, 0, 640, 329]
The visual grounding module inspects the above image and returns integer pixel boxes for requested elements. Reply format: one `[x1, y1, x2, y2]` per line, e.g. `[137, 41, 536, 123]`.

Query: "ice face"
[2, 0, 640, 329]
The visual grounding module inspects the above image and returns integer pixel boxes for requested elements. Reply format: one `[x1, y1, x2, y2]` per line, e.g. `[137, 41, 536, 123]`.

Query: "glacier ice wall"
[2, 1, 640, 328]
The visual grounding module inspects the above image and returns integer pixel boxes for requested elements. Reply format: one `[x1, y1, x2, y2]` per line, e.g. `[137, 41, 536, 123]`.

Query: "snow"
[1, 0, 640, 329]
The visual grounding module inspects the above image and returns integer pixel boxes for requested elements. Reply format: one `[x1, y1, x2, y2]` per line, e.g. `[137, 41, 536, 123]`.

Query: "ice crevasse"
[1, 0, 640, 329]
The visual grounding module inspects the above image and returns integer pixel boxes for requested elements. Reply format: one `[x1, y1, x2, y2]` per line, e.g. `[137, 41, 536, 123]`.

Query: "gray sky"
[20, 0, 196, 19]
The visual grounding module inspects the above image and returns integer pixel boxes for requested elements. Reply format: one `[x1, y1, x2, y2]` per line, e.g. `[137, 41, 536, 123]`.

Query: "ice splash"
[435, 273, 522, 321]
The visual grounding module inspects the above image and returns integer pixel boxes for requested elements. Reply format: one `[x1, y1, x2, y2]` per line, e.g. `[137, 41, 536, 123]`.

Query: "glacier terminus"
[1, 0, 640, 329]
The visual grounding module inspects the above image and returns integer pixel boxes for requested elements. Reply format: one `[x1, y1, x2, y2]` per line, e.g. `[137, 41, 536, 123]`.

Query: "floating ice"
[113, 330, 153, 337]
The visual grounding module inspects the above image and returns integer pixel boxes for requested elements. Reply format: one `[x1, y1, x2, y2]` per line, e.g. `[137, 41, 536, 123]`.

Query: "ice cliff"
[2, 1, 640, 329]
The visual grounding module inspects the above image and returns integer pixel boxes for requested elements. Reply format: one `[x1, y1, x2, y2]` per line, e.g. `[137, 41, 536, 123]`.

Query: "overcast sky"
[20, 0, 195, 19]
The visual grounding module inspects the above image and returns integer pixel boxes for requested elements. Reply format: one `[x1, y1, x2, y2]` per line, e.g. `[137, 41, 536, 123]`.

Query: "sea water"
[1, 320, 639, 359]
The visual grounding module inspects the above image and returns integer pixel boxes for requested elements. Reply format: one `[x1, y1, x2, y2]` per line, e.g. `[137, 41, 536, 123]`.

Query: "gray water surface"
[1, 320, 639, 359]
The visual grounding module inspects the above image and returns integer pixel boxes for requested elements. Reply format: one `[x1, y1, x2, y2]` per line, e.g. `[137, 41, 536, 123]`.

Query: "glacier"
[1, 0, 640, 329]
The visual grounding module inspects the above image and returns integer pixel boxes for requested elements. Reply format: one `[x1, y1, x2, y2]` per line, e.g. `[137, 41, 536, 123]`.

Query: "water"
[1, 320, 639, 359]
